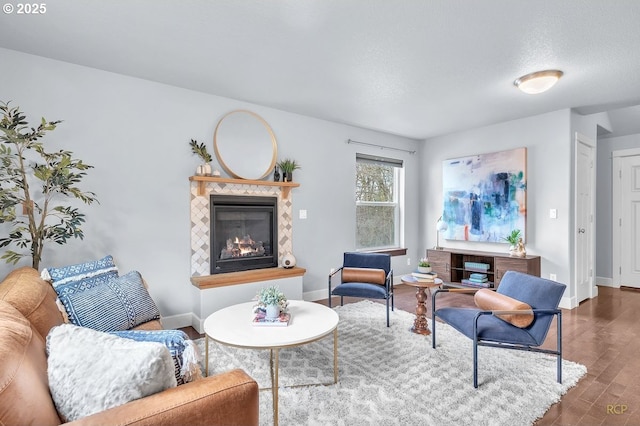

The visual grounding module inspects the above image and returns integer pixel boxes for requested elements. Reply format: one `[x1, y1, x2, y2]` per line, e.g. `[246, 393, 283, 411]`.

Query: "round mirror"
[213, 110, 278, 180]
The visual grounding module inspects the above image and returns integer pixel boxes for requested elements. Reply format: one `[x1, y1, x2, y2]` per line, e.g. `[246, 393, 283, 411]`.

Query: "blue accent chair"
[432, 271, 565, 388]
[328, 252, 394, 326]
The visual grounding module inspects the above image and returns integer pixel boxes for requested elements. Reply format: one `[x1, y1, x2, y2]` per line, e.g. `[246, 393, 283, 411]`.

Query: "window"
[355, 153, 404, 250]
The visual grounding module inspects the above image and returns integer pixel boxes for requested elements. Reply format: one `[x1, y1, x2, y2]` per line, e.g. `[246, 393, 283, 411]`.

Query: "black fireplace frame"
[210, 195, 278, 274]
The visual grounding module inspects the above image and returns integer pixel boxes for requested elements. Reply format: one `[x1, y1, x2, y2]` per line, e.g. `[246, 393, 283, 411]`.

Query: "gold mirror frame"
[213, 110, 278, 180]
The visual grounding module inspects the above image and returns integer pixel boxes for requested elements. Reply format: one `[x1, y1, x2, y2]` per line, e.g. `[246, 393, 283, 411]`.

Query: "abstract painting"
[441, 147, 526, 243]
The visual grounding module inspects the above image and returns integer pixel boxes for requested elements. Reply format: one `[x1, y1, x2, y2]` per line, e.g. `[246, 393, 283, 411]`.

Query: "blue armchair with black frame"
[328, 252, 394, 327]
[431, 271, 565, 388]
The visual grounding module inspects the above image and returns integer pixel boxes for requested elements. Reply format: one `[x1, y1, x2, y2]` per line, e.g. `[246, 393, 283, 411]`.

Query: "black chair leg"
[432, 311, 436, 349]
[385, 297, 390, 327]
[557, 311, 562, 384]
[473, 337, 479, 388]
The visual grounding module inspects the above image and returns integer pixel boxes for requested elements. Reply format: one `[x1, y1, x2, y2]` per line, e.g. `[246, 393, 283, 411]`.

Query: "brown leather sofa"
[0, 267, 259, 426]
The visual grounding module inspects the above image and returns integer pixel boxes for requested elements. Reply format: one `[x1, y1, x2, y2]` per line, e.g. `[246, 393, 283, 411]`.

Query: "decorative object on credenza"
[214, 109, 278, 180]
[514, 237, 527, 257]
[434, 216, 448, 250]
[273, 165, 280, 182]
[212, 169, 221, 177]
[254, 285, 289, 321]
[442, 147, 526, 243]
[189, 139, 212, 176]
[417, 258, 431, 273]
[281, 252, 296, 268]
[277, 158, 301, 182]
[503, 229, 526, 257]
[0, 101, 99, 269]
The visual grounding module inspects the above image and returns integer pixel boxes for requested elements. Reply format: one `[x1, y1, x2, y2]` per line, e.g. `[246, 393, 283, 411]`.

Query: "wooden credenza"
[426, 248, 541, 290]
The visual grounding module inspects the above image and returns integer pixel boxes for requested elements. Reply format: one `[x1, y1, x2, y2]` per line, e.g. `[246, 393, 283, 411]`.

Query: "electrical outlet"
[549, 273, 557, 281]
[407, 258, 411, 266]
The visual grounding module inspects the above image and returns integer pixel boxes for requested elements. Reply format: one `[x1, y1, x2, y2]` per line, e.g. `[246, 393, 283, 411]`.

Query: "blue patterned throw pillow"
[56, 270, 161, 332]
[41, 255, 119, 290]
[111, 329, 202, 385]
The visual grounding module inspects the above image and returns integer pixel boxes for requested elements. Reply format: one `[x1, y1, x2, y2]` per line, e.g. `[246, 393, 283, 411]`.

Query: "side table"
[401, 275, 443, 335]
[203, 300, 339, 426]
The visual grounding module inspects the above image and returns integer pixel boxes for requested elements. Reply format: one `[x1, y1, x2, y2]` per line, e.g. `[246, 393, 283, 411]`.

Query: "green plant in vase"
[189, 139, 212, 176]
[255, 285, 289, 319]
[277, 158, 300, 182]
[417, 258, 431, 273]
[503, 229, 521, 247]
[503, 229, 524, 256]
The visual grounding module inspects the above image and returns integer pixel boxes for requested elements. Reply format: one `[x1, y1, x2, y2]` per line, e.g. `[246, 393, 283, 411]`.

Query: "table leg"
[205, 334, 209, 376]
[333, 328, 338, 384]
[273, 348, 279, 426]
[411, 287, 431, 335]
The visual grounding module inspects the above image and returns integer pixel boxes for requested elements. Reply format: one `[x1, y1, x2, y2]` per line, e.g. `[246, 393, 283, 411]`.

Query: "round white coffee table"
[203, 300, 339, 426]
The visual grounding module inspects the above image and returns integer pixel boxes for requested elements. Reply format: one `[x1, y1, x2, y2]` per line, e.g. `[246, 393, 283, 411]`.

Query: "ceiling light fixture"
[514, 70, 563, 94]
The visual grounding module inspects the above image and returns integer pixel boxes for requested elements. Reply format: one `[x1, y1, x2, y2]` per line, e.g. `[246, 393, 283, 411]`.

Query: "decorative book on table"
[411, 271, 438, 281]
[252, 310, 291, 326]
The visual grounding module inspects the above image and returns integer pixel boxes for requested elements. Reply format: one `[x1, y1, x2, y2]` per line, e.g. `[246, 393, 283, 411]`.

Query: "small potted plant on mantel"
[189, 139, 213, 176]
[255, 285, 289, 320]
[277, 158, 301, 182]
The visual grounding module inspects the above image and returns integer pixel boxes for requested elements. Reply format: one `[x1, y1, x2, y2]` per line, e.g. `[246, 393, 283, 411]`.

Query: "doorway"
[575, 133, 596, 303]
[612, 148, 640, 288]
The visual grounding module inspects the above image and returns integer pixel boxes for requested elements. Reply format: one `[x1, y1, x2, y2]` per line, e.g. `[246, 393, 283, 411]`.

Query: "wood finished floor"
[181, 284, 640, 426]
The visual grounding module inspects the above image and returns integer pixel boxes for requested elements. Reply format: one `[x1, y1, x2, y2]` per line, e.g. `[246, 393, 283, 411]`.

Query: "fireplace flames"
[220, 235, 265, 259]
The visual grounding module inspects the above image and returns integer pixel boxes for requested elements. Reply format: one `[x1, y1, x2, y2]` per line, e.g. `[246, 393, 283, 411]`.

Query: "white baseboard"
[160, 313, 193, 330]
[558, 296, 576, 310]
[303, 289, 327, 302]
[596, 276, 616, 288]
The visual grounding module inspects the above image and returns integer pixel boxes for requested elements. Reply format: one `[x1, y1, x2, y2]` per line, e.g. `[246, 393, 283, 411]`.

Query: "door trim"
[574, 132, 597, 303]
[612, 147, 640, 287]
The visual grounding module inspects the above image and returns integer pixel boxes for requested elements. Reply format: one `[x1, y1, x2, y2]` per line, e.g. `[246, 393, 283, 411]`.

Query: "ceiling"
[1, 0, 640, 140]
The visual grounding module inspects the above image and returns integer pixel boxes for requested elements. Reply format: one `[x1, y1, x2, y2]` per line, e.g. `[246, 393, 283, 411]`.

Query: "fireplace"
[210, 195, 278, 274]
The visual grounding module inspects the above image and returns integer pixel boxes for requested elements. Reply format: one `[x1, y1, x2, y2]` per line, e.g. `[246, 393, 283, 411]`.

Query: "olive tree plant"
[0, 101, 98, 269]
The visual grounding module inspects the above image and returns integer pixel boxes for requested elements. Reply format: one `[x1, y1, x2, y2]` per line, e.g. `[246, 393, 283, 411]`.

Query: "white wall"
[419, 110, 575, 305]
[0, 48, 420, 323]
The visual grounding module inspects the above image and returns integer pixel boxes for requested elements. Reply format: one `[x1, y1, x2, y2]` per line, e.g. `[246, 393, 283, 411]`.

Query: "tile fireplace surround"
[190, 178, 294, 276]
[188, 176, 304, 331]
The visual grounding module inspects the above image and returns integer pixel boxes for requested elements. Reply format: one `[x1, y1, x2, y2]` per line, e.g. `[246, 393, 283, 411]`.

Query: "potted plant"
[189, 139, 212, 176]
[503, 229, 522, 255]
[0, 101, 98, 269]
[417, 258, 431, 273]
[277, 158, 300, 182]
[255, 285, 289, 319]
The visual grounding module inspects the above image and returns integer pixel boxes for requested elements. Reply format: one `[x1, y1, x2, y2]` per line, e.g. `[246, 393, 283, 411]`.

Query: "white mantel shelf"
[189, 176, 300, 198]
[191, 267, 307, 290]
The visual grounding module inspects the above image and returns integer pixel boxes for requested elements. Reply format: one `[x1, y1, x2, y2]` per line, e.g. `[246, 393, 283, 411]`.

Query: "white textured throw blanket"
[46, 324, 177, 422]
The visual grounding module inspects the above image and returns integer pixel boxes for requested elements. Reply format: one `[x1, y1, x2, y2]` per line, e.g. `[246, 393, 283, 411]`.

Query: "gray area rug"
[196, 300, 586, 426]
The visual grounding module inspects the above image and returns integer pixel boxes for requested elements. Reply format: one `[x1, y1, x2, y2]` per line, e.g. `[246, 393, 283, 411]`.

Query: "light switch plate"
[549, 209, 557, 219]
[299, 209, 307, 219]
